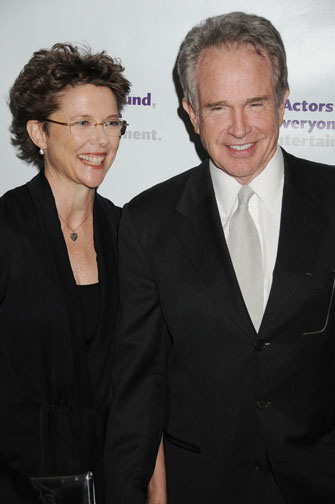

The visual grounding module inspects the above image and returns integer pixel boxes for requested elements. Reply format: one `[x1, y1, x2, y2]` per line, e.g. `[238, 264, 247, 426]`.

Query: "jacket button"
[256, 399, 271, 410]
[255, 459, 266, 471]
[254, 339, 270, 351]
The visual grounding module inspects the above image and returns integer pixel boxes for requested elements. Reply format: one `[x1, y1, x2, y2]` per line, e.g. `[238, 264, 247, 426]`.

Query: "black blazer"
[0, 172, 120, 502]
[105, 149, 335, 503]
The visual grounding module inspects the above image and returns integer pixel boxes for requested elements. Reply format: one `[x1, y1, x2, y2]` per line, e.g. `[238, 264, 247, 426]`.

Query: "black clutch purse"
[30, 471, 96, 504]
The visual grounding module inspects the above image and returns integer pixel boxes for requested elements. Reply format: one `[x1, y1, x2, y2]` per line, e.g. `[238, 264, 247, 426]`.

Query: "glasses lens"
[70, 120, 127, 137]
[105, 121, 123, 137]
[70, 121, 94, 137]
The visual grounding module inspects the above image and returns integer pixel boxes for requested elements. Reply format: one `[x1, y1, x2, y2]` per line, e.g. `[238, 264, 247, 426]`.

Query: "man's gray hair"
[177, 12, 289, 112]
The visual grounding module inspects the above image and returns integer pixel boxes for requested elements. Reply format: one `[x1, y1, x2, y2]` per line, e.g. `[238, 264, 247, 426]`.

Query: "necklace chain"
[58, 212, 92, 241]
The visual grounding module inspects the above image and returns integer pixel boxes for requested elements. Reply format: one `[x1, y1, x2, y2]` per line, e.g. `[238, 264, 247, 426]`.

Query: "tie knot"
[237, 185, 254, 207]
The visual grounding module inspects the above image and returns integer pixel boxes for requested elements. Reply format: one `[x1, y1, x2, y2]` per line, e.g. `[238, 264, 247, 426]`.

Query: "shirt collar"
[209, 146, 284, 218]
[249, 147, 284, 211]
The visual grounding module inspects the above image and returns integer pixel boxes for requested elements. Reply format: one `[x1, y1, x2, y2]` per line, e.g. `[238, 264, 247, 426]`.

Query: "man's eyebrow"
[245, 95, 270, 104]
[204, 100, 229, 109]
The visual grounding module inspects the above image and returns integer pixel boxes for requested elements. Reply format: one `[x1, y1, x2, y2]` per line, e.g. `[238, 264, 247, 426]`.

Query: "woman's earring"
[39, 148, 44, 155]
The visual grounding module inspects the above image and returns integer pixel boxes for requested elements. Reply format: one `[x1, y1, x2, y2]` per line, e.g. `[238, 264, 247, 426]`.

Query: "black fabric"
[105, 149, 335, 503]
[263, 457, 286, 504]
[0, 172, 120, 503]
[77, 283, 101, 345]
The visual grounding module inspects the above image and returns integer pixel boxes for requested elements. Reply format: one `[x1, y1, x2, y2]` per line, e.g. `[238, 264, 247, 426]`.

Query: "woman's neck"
[45, 168, 95, 226]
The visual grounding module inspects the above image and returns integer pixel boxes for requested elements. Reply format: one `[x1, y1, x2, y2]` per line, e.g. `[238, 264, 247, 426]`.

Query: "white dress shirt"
[209, 146, 284, 310]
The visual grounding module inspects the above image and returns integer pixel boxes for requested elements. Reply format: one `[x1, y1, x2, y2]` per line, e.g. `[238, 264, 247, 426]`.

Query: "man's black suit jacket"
[105, 149, 335, 503]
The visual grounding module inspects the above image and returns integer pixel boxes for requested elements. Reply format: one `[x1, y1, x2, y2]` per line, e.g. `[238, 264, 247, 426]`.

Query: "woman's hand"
[147, 438, 167, 504]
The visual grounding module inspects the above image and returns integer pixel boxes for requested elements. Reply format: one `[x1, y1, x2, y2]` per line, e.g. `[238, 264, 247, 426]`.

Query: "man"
[105, 12, 335, 503]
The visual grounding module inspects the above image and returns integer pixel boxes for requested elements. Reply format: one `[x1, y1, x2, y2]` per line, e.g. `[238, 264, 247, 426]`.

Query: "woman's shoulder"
[0, 175, 45, 253]
[0, 181, 33, 227]
[0, 181, 30, 205]
[0, 183, 34, 267]
[0, 172, 44, 213]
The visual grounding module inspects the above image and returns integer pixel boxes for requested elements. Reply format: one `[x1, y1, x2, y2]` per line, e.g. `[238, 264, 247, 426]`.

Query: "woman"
[0, 43, 166, 503]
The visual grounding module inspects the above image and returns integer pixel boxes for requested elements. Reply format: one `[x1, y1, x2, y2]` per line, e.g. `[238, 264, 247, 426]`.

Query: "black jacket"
[0, 172, 120, 502]
[105, 149, 335, 503]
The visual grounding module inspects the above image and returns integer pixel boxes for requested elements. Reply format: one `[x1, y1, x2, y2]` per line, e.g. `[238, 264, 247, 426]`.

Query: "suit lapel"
[260, 152, 329, 334]
[174, 161, 256, 338]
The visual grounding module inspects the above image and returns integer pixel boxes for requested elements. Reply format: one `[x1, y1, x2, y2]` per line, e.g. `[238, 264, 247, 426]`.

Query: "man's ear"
[182, 98, 200, 134]
[26, 120, 47, 151]
[278, 89, 290, 126]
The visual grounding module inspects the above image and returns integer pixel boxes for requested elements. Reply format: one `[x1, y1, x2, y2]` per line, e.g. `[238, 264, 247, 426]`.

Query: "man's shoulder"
[127, 160, 208, 216]
[283, 148, 335, 179]
[283, 149, 335, 214]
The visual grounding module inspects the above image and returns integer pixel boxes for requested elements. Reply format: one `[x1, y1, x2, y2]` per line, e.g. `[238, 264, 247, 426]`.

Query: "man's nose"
[227, 109, 251, 138]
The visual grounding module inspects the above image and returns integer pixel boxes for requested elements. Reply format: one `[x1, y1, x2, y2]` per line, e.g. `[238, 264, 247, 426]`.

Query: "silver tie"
[228, 185, 264, 331]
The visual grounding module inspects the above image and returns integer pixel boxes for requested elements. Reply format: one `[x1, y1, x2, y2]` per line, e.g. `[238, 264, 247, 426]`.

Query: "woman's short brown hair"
[9, 43, 131, 170]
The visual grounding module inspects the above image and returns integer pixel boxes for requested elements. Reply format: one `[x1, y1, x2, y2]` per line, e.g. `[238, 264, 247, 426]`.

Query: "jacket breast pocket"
[302, 269, 335, 335]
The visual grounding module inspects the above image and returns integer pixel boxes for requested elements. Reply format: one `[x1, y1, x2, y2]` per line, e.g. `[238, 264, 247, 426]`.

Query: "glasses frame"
[44, 118, 128, 137]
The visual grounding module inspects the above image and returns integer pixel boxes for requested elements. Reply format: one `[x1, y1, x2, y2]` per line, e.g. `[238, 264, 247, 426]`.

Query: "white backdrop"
[1, 0, 334, 205]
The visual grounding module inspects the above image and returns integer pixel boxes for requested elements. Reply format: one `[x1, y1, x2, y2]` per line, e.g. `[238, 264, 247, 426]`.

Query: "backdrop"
[1, 0, 334, 205]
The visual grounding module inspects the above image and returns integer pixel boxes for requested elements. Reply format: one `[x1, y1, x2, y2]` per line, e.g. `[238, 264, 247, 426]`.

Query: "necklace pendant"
[70, 232, 78, 241]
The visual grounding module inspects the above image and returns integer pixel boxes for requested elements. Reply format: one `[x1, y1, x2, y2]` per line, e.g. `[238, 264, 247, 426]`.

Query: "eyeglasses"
[44, 118, 128, 138]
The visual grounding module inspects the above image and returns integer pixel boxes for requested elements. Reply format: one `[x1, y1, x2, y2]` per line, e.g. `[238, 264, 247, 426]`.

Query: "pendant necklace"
[58, 212, 92, 241]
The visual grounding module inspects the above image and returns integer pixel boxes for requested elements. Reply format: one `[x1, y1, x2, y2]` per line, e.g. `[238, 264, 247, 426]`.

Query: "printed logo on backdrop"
[120, 92, 161, 142]
[280, 98, 335, 149]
